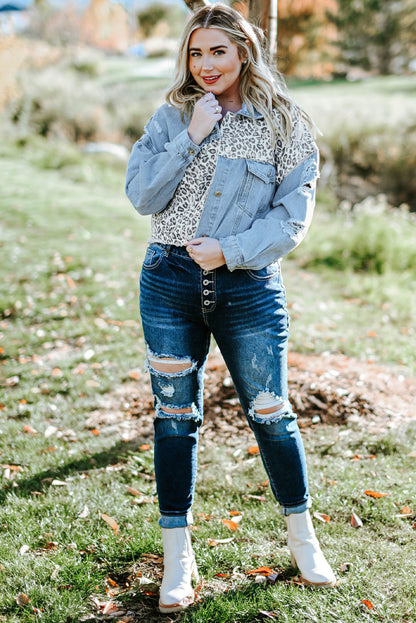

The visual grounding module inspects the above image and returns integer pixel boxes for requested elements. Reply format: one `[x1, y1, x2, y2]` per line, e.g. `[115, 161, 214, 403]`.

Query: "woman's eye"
[214, 50, 225, 55]
[190, 52, 201, 57]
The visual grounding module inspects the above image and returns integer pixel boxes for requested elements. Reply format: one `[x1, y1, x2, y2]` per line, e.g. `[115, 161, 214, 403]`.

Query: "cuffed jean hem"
[280, 496, 312, 517]
[158, 511, 194, 528]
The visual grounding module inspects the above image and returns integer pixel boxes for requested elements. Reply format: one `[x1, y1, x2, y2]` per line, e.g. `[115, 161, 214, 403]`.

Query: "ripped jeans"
[139, 244, 311, 528]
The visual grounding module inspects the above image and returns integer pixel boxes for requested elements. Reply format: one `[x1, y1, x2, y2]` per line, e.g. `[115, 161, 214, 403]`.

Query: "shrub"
[300, 195, 416, 274]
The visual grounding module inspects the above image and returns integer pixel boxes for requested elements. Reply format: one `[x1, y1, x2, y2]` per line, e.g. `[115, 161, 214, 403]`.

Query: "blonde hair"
[166, 3, 310, 141]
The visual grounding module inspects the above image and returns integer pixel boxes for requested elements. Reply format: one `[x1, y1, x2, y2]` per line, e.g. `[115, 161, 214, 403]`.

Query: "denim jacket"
[126, 102, 319, 271]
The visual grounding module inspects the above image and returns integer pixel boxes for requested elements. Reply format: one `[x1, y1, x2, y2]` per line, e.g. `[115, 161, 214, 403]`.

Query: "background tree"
[328, 0, 416, 74]
[275, 0, 338, 76]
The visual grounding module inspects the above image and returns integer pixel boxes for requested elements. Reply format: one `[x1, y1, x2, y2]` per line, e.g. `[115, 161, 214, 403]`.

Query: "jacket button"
[188, 148, 195, 155]
[214, 191, 221, 197]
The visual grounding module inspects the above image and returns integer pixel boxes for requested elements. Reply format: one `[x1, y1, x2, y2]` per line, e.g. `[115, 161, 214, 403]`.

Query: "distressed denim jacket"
[126, 102, 319, 271]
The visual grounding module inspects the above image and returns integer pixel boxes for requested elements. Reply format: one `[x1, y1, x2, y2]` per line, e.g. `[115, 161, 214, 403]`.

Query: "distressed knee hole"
[249, 391, 291, 424]
[148, 354, 194, 375]
[155, 397, 201, 423]
[160, 405, 193, 414]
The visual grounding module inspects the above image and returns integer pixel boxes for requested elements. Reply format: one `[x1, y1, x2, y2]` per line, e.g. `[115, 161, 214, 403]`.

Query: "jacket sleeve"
[125, 106, 202, 215]
[220, 148, 319, 271]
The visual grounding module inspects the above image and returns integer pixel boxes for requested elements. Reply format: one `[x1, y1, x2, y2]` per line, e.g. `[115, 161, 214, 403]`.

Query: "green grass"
[0, 97, 415, 621]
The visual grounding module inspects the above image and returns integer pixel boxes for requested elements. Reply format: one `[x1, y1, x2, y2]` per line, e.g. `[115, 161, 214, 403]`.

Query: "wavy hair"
[166, 3, 311, 141]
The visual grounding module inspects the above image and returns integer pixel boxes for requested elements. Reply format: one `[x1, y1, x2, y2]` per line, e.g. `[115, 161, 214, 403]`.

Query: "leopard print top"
[150, 108, 316, 246]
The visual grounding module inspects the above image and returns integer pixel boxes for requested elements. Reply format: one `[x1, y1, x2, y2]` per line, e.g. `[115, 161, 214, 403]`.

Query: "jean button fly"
[203, 279, 210, 285]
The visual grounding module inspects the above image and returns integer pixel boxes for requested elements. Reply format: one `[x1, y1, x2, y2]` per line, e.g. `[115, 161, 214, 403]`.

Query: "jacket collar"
[237, 101, 264, 119]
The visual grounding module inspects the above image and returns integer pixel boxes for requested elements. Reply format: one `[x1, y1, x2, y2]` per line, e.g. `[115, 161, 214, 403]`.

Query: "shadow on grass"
[0, 437, 152, 505]
[118, 575, 298, 623]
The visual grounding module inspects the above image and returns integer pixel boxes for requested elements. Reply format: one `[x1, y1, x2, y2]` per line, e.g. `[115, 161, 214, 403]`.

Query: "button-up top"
[126, 102, 319, 271]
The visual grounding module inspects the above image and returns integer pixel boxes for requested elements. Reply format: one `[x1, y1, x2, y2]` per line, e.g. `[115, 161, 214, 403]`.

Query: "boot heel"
[285, 510, 336, 587]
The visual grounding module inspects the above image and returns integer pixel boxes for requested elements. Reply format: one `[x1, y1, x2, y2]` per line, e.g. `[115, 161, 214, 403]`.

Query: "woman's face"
[188, 28, 244, 101]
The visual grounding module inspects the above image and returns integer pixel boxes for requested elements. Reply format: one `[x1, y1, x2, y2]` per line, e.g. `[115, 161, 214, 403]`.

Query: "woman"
[126, 3, 336, 613]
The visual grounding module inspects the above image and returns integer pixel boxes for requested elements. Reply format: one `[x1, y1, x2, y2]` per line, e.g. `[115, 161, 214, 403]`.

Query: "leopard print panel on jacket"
[150, 108, 316, 247]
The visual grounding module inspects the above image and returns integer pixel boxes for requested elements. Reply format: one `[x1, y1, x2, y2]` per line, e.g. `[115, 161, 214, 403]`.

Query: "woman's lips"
[202, 75, 220, 84]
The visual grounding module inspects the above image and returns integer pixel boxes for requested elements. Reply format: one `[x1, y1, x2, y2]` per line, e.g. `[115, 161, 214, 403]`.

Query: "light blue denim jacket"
[126, 102, 319, 271]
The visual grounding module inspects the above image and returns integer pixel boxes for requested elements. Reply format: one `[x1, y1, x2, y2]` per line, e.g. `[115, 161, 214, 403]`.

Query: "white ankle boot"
[159, 526, 199, 614]
[285, 510, 336, 587]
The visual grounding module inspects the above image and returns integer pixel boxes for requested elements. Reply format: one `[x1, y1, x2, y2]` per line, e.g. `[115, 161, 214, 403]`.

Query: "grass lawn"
[1, 80, 416, 621]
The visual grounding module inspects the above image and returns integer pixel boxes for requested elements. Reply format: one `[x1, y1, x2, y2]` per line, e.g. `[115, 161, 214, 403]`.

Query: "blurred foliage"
[275, 0, 339, 79]
[300, 198, 416, 274]
[328, 0, 416, 75]
[136, 3, 171, 38]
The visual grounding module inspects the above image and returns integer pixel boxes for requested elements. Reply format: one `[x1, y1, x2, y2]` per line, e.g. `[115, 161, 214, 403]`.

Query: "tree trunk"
[248, 0, 278, 62]
[182, 0, 210, 11]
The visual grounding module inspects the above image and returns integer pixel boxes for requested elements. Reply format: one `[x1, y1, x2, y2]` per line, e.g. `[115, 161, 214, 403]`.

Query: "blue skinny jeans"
[139, 244, 311, 528]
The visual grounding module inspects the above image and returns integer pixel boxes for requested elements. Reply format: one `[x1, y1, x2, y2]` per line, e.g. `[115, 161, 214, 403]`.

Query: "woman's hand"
[186, 237, 226, 270]
[187, 93, 222, 145]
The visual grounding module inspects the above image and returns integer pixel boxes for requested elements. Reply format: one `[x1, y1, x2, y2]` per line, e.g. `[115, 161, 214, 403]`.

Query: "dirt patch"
[85, 351, 416, 443]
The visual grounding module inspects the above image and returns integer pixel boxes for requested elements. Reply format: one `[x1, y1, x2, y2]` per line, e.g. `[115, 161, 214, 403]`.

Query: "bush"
[300, 195, 416, 274]
[5, 62, 158, 145]
[323, 119, 416, 210]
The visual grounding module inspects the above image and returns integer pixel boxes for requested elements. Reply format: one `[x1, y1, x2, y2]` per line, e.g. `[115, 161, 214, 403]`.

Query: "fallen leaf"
[102, 601, 124, 616]
[313, 511, 331, 522]
[229, 510, 242, 517]
[362, 599, 374, 610]
[246, 567, 275, 576]
[23, 425, 37, 434]
[51, 565, 60, 580]
[78, 505, 89, 518]
[221, 518, 239, 531]
[140, 444, 150, 451]
[126, 486, 142, 497]
[248, 445, 260, 455]
[1, 464, 22, 471]
[128, 370, 140, 380]
[339, 562, 353, 573]
[90, 429, 100, 436]
[259, 610, 278, 619]
[101, 513, 119, 534]
[401, 506, 413, 515]
[215, 573, 229, 578]
[133, 576, 159, 591]
[44, 425, 58, 438]
[15, 593, 30, 606]
[364, 490, 390, 498]
[351, 512, 363, 528]
[86, 379, 99, 388]
[208, 537, 235, 547]
[52, 367, 63, 377]
[106, 577, 118, 588]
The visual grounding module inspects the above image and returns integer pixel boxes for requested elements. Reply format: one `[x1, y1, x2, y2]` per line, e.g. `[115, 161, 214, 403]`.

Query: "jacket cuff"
[220, 236, 243, 272]
[165, 129, 201, 163]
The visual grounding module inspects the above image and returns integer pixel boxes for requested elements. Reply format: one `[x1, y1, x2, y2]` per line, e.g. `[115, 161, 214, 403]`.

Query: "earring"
[243, 60, 248, 64]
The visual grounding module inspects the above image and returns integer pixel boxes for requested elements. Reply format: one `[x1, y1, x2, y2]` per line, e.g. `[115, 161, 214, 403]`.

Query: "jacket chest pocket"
[237, 160, 276, 217]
